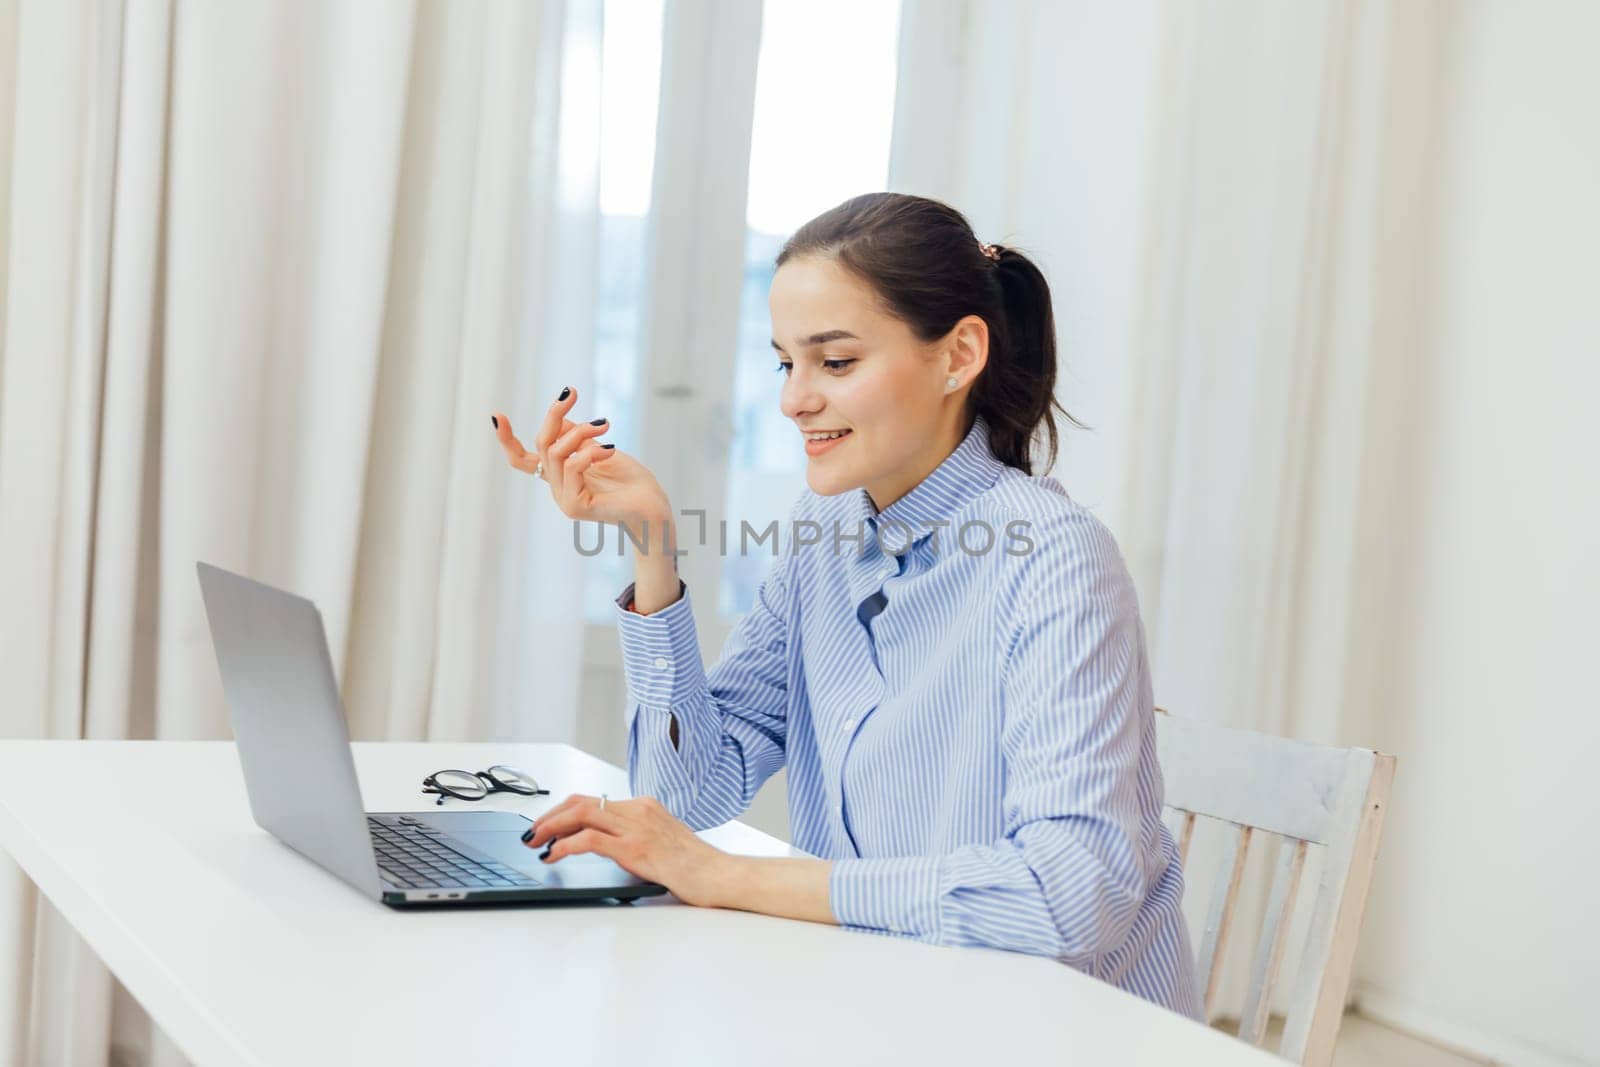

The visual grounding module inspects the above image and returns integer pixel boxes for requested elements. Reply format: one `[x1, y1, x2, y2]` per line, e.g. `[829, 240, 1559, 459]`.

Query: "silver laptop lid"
[195, 561, 382, 900]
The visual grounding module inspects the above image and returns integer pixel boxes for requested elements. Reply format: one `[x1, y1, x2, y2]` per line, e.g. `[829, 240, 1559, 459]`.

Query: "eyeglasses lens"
[486, 765, 541, 794]
[431, 769, 489, 799]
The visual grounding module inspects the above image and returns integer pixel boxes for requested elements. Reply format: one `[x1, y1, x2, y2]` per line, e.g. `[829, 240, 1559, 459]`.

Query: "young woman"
[491, 193, 1200, 1018]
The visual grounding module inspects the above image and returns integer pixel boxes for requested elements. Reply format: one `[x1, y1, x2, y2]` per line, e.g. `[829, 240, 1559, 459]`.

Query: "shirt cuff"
[829, 855, 943, 938]
[614, 580, 706, 707]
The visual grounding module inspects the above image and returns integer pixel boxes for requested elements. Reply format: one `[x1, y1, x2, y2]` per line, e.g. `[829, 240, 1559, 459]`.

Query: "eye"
[773, 358, 855, 376]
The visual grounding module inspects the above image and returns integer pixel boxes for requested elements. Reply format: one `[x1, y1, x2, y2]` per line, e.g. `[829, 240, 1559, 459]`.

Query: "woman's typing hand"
[522, 794, 734, 908]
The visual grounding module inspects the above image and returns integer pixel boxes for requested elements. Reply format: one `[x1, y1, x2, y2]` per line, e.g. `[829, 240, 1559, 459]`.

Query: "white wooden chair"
[1154, 709, 1396, 1066]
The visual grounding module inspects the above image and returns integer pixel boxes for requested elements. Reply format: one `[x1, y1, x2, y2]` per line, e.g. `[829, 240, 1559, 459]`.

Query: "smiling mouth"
[803, 429, 852, 456]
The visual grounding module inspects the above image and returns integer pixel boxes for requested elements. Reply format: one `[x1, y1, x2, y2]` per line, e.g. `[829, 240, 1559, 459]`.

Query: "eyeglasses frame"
[421, 764, 552, 805]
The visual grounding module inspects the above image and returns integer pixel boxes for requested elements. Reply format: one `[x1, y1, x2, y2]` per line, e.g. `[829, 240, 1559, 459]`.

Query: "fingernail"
[520, 828, 534, 843]
[601, 443, 616, 450]
[558, 387, 571, 401]
[589, 417, 608, 426]
[491, 415, 499, 429]
[539, 846, 553, 861]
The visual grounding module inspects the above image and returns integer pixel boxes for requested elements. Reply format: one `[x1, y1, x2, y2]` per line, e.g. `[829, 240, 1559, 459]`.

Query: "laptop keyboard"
[368, 816, 541, 891]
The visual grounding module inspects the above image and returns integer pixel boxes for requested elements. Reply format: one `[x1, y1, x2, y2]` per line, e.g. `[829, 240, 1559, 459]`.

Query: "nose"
[779, 365, 824, 423]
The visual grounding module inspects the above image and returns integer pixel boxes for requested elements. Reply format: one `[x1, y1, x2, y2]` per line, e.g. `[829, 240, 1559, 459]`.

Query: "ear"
[943, 314, 989, 386]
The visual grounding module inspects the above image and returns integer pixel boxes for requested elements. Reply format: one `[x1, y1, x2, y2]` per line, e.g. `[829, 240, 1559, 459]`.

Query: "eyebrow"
[770, 329, 861, 354]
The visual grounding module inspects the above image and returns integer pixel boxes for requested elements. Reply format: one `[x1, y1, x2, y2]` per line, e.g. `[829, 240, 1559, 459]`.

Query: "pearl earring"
[946, 376, 959, 389]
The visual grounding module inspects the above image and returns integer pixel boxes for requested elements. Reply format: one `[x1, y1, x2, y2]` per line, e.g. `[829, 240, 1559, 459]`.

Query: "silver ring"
[599, 794, 608, 812]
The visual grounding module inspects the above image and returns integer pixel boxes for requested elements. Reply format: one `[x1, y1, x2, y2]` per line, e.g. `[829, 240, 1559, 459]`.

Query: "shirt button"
[653, 657, 669, 669]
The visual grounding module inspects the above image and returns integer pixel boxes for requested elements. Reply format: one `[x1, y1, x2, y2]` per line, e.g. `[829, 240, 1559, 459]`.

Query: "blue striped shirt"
[615, 416, 1201, 1018]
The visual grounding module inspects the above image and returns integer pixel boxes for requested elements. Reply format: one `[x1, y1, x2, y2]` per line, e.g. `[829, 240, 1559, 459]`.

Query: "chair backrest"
[1154, 709, 1396, 1067]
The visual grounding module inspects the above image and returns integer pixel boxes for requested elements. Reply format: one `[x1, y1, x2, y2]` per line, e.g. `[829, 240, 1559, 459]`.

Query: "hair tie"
[979, 242, 1001, 262]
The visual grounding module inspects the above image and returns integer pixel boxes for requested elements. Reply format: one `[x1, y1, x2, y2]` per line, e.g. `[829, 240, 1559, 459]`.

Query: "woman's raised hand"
[491, 387, 671, 528]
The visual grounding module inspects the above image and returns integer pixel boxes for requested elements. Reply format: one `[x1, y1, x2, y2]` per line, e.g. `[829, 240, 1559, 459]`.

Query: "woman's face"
[768, 255, 986, 509]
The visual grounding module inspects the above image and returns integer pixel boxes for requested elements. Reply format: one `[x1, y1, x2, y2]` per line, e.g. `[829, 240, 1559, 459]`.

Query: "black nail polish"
[601, 443, 616, 450]
[539, 845, 553, 861]
[520, 828, 534, 843]
[558, 387, 571, 401]
[491, 415, 499, 429]
[589, 417, 608, 426]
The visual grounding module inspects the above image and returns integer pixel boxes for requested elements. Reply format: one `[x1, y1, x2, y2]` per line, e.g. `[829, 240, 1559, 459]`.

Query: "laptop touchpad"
[449, 830, 648, 888]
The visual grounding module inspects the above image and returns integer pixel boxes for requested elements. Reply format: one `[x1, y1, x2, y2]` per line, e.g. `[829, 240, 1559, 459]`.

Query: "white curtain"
[0, 0, 601, 1062]
[893, 0, 1438, 1031]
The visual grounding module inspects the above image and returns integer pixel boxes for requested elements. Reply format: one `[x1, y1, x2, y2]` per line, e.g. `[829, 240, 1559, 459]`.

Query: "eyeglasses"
[421, 765, 551, 805]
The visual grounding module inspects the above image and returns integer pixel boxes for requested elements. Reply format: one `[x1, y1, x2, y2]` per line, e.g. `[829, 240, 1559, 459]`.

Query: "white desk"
[0, 741, 1277, 1066]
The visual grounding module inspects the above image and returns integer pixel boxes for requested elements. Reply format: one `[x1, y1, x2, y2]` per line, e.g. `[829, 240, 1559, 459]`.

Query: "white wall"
[1350, 3, 1600, 1063]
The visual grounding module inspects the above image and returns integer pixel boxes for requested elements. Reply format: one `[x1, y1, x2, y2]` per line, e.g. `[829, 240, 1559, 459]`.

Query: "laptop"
[195, 561, 667, 908]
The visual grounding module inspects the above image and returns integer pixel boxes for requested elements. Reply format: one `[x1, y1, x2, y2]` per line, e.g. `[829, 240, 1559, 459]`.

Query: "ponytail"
[976, 244, 1073, 473]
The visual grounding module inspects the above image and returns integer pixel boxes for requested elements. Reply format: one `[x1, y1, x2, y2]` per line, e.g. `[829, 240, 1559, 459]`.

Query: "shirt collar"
[854, 415, 1007, 549]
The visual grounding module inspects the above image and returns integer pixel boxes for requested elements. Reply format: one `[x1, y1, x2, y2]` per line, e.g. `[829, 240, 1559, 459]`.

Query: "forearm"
[626, 512, 682, 743]
[629, 512, 681, 615]
[711, 855, 837, 926]
[624, 695, 785, 832]
[828, 834, 1145, 965]
[617, 572, 790, 829]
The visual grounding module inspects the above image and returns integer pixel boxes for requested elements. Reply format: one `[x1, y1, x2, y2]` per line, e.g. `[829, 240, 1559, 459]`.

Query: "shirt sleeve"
[616, 550, 793, 831]
[828, 514, 1158, 971]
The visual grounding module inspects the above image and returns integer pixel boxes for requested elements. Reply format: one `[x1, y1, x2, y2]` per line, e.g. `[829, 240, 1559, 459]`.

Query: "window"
[583, 0, 666, 622]
[718, 0, 903, 618]
[579, 0, 902, 625]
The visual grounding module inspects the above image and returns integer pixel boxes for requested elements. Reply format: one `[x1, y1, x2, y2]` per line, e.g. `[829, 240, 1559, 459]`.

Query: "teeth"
[805, 430, 850, 441]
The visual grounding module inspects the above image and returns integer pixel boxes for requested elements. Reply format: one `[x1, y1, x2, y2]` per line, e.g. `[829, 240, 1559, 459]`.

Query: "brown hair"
[776, 192, 1076, 474]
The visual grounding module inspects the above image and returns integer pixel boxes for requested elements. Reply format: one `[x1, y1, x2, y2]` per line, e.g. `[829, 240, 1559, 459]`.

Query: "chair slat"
[1197, 821, 1252, 1020]
[1280, 752, 1397, 1067]
[1162, 807, 1198, 867]
[1237, 836, 1309, 1045]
